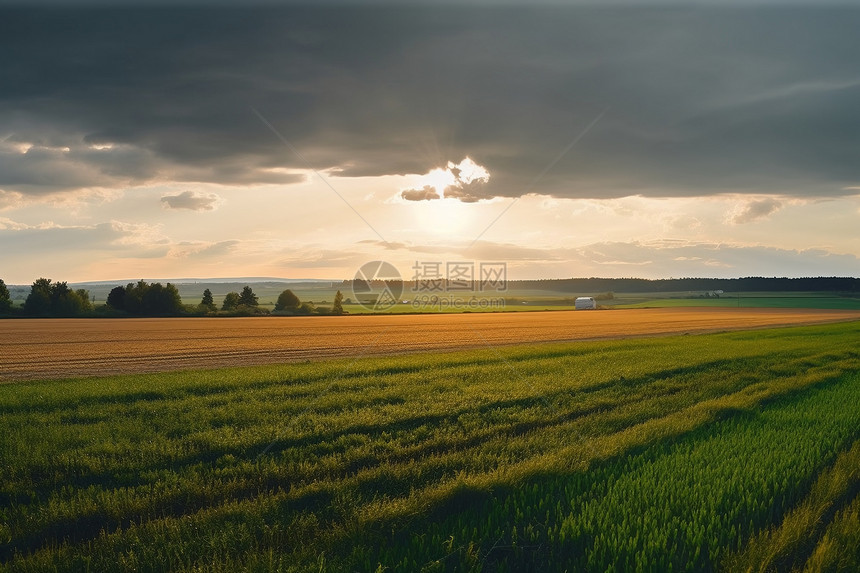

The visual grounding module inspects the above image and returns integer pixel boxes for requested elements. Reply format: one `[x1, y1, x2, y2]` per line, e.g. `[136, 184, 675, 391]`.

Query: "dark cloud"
[0, 138, 156, 192]
[161, 190, 222, 210]
[2, 6, 860, 199]
[442, 183, 486, 203]
[401, 185, 440, 201]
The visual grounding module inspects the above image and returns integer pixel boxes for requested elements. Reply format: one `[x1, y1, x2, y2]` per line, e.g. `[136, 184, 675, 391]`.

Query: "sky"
[1, 2, 859, 284]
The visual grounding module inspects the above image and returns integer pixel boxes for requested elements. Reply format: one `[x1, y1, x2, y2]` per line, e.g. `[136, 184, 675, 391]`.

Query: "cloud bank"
[2, 6, 860, 202]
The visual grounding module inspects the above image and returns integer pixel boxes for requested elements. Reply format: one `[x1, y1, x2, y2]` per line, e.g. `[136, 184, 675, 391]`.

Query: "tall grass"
[361, 373, 860, 572]
[724, 440, 860, 572]
[800, 494, 860, 572]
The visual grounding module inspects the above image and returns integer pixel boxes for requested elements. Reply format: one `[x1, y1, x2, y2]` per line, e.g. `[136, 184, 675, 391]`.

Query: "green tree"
[22, 278, 91, 316]
[24, 278, 53, 315]
[142, 282, 183, 315]
[238, 286, 259, 307]
[106, 286, 126, 310]
[123, 280, 148, 314]
[200, 288, 216, 311]
[50, 282, 75, 316]
[50, 282, 89, 316]
[159, 283, 183, 315]
[76, 289, 93, 313]
[275, 289, 301, 311]
[0, 279, 11, 312]
[117, 280, 183, 316]
[332, 290, 344, 315]
[222, 292, 240, 311]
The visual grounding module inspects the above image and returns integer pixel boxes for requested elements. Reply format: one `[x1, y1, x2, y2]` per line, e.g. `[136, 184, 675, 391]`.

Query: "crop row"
[725, 437, 860, 572]
[357, 372, 860, 571]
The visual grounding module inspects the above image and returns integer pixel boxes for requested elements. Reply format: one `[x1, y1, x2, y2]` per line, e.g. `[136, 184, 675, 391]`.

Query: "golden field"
[2, 307, 859, 382]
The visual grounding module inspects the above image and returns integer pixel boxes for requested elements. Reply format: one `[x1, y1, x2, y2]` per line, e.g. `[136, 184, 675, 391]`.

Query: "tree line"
[0, 278, 93, 317]
[0, 278, 345, 318]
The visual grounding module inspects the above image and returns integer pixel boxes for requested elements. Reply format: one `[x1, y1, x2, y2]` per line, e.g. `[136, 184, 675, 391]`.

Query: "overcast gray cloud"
[2, 6, 860, 201]
[401, 186, 440, 201]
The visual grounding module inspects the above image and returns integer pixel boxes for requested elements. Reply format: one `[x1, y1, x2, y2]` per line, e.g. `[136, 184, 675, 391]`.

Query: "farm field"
[614, 292, 860, 310]
[3, 308, 860, 382]
[1, 321, 859, 571]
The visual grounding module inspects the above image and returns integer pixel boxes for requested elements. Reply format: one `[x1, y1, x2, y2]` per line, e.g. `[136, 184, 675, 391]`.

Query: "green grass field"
[614, 292, 860, 310]
[280, 290, 860, 313]
[2, 322, 859, 571]
[302, 290, 860, 313]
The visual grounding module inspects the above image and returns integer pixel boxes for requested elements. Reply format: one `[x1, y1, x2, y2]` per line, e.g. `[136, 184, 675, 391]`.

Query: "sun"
[409, 194, 475, 237]
[399, 157, 490, 237]
[422, 167, 457, 197]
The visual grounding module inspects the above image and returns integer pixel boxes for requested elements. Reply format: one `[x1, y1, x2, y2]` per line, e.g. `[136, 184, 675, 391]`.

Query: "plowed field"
[2, 308, 859, 382]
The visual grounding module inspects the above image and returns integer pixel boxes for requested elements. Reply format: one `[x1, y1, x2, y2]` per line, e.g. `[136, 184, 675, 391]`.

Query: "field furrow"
[3, 308, 859, 381]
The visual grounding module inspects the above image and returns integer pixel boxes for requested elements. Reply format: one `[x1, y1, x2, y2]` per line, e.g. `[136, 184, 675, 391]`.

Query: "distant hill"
[69, 277, 331, 286]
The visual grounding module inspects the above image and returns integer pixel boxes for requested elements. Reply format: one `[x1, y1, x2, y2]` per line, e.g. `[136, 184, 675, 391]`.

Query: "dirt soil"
[2, 308, 859, 382]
